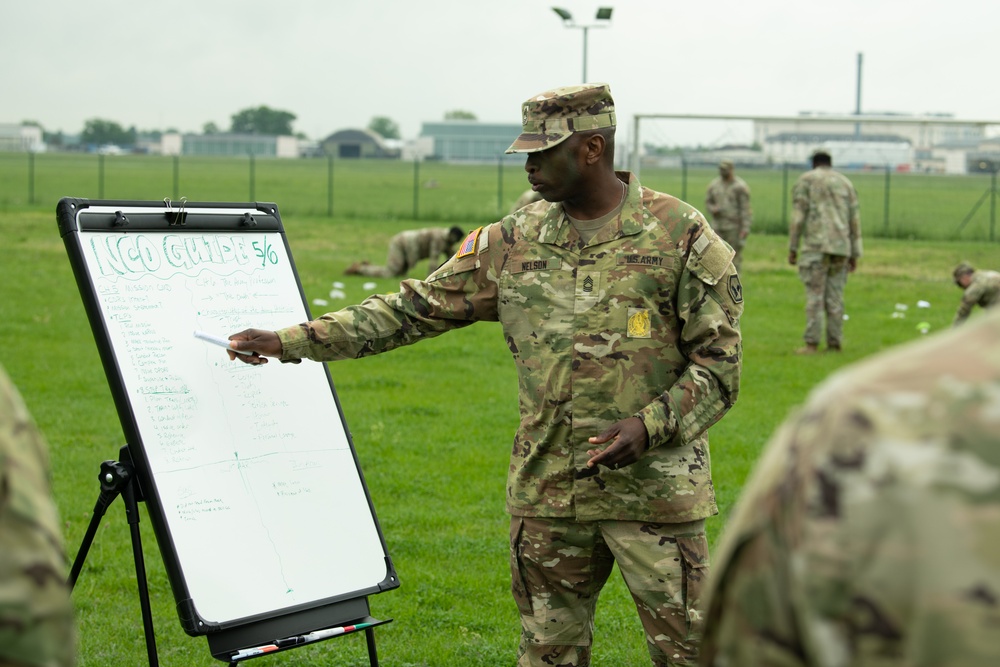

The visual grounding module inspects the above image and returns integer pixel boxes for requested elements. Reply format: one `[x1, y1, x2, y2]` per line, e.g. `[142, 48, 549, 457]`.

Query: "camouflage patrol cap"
[505, 83, 616, 154]
[953, 262, 975, 279]
[719, 159, 734, 170]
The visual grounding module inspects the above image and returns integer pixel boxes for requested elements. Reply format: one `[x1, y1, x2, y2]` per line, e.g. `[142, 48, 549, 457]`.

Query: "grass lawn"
[1, 195, 996, 665]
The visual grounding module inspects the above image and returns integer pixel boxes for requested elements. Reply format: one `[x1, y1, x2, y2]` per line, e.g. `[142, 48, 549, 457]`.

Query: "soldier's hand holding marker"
[226, 328, 283, 365]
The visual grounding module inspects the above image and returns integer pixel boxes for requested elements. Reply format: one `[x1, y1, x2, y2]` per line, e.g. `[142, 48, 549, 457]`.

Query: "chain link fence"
[1, 152, 996, 241]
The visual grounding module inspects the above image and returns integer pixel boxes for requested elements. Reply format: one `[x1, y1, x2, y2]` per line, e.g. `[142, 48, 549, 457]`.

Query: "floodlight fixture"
[552, 7, 573, 21]
[551, 6, 614, 82]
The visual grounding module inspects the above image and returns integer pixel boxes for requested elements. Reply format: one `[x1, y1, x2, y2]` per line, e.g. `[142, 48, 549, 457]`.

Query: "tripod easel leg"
[70, 446, 160, 667]
[365, 626, 379, 666]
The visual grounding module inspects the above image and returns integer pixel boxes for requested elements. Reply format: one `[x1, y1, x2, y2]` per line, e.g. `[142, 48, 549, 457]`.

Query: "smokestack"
[855, 52, 863, 137]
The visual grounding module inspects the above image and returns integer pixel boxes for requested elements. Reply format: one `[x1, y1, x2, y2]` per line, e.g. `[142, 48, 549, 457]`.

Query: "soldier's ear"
[581, 133, 606, 166]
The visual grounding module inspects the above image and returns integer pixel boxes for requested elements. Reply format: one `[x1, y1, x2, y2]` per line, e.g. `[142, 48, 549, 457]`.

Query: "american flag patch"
[456, 227, 482, 258]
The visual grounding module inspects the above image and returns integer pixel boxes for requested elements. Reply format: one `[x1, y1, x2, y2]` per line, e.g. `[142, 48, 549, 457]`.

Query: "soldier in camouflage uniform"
[952, 261, 1000, 326]
[0, 363, 75, 667]
[228, 83, 743, 667]
[788, 149, 862, 355]
[699, 307, 1000, 666]
[704, 160, 751, 271]
[510, 188, 543, 214]
[345, 226, 465, 278]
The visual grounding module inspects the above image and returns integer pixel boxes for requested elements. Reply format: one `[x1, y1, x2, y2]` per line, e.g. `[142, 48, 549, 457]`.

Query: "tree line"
[22, 106, 480, 150]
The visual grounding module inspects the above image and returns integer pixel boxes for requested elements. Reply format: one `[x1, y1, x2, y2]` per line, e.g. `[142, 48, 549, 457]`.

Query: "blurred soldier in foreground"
[699, 308, 1000, 666]
[952, 261, 1000, 326]
[704, 160, 752, 271]
[345, 225, 465, 278]
[0, 362, 75, 667]
[509, 187, 543, 214]
[788, 149, 862, 355]
[228, 83, 743, 666]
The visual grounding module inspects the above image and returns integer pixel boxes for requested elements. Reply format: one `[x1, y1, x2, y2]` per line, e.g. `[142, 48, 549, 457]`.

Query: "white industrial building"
[751, 113, 992, 173]
[0, 124, 44, 152]
[632, 112, 999, 174]
[763, 132, 913, 170]
[160, 132, 301, 158]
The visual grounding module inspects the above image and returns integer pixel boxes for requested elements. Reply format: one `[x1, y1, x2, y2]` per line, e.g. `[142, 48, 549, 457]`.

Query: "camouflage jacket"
[393, 227, 457, 274]
[278, 172, 743, 522]
[0, 364, 75, 667]
[789, 167, 863, 258]
[954, 269, 1000, 325]
[700, 309, 1000, 666]
[705, 176, 752, 234]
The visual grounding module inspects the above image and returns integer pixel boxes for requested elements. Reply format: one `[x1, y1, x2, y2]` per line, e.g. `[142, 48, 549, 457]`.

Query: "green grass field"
[1, 165, 998, 666]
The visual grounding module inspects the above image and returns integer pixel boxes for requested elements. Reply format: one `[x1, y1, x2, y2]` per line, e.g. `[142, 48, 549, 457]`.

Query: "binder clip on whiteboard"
[164, 197, 188, 225]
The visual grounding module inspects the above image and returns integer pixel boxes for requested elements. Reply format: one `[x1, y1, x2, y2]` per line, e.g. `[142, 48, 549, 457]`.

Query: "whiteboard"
[58, 200, 396, 634]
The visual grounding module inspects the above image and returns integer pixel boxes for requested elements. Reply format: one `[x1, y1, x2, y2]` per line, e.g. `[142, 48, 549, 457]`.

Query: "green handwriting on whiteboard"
[252, 237, 279, 268]
[87, 233, 282, 278]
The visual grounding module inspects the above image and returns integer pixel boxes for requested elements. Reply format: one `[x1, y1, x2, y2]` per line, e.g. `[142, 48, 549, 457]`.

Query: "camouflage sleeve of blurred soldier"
[954, 279, 981, 326]
[425, 226, 465, 277]
[953, 266, 1000, 326]
[704, 180, 720, 218]
[699, 309, 1000, 666]
[0, 362, 76, 667]
[509, 188, 542, 215]
[736, 179, 752, 239]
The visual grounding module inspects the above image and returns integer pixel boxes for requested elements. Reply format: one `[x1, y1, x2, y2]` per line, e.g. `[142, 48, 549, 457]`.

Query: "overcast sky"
[5, 0, 998, 146]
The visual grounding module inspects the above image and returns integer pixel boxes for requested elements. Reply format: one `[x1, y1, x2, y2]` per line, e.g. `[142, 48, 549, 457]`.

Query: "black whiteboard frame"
[57, 198, 398, 644]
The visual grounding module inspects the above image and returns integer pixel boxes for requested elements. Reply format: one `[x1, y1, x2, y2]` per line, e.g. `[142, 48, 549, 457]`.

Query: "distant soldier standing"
[0, 363, 76, 667]
[345, 226, 465, 278]
[704, 159, 752, 270]
[952, 261, 1000, 326]
[788, 149, 862, 354]
[699, 308, 1000, 666]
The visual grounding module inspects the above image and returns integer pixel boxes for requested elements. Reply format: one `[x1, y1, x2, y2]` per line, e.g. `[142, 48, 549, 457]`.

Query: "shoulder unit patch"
[728, 274, 743, 304]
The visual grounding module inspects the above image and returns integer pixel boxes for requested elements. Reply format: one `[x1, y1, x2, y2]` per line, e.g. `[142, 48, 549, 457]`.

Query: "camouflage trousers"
[798, 252, 849, 347]
[711, 223, 745, 272]
[510, 516, 708, 667]
[355, 238, 411, 277]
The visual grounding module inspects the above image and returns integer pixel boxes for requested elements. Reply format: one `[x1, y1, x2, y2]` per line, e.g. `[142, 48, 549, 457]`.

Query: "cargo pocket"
[676, 533, 710, 639]
[509, 516, 533, 617]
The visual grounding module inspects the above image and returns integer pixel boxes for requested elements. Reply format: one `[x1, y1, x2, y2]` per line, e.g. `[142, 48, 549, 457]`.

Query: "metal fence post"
[249, 153, 255, 201]
[173, 155, 180, 200]
[412, 157, 420, 220]
[883, 165, 891, 234]
[681, 158, 687, 202]
[992, 167, 997, 242]
[27, 151, 35, 205]
[497, 156, 504, 216]
[781, 163, 789, 229]
[327, 154, 334, 217]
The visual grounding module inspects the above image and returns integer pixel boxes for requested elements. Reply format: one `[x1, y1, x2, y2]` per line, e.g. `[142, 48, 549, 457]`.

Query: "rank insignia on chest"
[627, 308, 652, 338]
[456, 227, 482, 258]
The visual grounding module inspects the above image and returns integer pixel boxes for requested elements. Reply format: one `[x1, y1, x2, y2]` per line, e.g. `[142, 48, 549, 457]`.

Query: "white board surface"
[69, 205, 389, 628]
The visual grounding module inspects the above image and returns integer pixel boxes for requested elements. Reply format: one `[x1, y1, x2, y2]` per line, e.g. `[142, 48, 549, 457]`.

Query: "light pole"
[552, 7, 613, 83]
